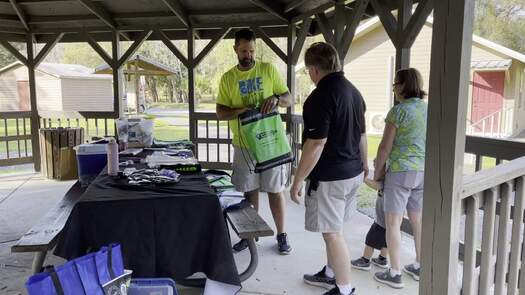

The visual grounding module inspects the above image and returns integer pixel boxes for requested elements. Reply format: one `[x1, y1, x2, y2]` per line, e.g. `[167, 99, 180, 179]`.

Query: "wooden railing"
[460, 157, 525, 295]
[465, 135, 525, 169]
[0, 110, 116, 168]
[40, 111, 116, 142]
[192, 112, 233, 170]
[0, 111, 33, 166]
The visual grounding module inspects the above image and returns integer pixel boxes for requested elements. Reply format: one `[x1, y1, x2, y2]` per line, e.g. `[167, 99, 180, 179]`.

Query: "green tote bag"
[238, 108, 294, 173]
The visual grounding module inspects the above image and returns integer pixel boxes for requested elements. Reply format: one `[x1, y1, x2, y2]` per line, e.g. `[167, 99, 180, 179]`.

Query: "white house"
[343, 17, 525, 138]
[0, 62, 113, 112]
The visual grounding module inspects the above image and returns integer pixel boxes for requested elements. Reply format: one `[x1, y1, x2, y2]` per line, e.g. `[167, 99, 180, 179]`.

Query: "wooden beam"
[253, 26, 287, 63]
[0, 39, 27, 65]
[76, 0, 131, 41]
[111, 32, 123, 117]
[193, 27, 230, 67]
[9, 0, 29, 31]
[401, 0, 434, 48]
[34, 33, 63, 66]
[395, 0, 412, 70]
[248, 0, 289, 23]
[334, 0, 346, 52]
[26, 33, 40, 172]
[187, 29, 196, 150]
[286, 24, 296, 134]
[24, 9, 268, 24]
[370, 0, 398, 46]
[116, 30, 152, 68]
[0, 14, 21, 22]
[290, 18, 312, 65]
[315, 12, 334, 45]
[154, 29, 189, 68]
[340, 0, 370, 60]
[76, 0, 116, 29]
[285, 0, 309, 13]
[83, 31, 112, 66]
[160, 0, 190, 27]
[419, 0, 475, 294]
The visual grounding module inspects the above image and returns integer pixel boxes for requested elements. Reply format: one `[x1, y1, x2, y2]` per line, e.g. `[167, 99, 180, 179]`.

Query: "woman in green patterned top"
[372, 68, 428, 289]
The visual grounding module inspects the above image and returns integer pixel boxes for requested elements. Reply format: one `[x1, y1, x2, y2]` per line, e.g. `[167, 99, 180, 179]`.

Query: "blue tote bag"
[25, 243, 125, 295]
[26, 261, 85, 295]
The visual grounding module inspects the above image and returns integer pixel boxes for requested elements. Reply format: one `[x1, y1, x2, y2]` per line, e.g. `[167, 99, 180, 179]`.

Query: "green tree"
[0, 42, 26, 68]
[475, 0, 525, 53]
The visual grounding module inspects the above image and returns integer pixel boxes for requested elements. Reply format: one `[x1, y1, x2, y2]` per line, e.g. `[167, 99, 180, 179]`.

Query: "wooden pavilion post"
[286, 24, 296, 134]
[419, 0, 475, 294]
[396, 0, 412, 70]
[26, 34, 40, 171]
[111, 31, 123, 118]
[23, 32, 63, 171]
[187, 28, 196, 153]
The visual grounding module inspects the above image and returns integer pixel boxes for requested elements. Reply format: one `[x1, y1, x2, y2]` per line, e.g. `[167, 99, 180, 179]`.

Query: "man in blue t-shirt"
[290, 42, 367, 295]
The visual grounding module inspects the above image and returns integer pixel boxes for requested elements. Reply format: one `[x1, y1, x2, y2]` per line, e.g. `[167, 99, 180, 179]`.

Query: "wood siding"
[0, 64, 113, 113]
[61, 78, 113, 112]
[344, 20, 525, 135]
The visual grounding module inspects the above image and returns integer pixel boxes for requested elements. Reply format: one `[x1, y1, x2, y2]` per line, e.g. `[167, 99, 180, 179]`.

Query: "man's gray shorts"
[231, 147, 287, 193]
[305, 173, 364, 233]
[383, 171, 425, 214]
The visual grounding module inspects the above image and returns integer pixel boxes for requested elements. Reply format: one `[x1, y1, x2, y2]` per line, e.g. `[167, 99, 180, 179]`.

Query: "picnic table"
[13, 150, 273, 294]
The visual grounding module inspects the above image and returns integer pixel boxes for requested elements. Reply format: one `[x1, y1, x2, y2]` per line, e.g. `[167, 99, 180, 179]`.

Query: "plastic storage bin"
[75, 143, 107, 186]
[128, 278, 178, 295]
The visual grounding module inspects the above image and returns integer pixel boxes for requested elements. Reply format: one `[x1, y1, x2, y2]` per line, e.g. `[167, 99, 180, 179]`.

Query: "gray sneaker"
[371, 256, 389, 269]
[303, 266, 336, 290]
[403, 264, 420, 281]
[374, 269, 404, 289]
[351, 257, 371, 271]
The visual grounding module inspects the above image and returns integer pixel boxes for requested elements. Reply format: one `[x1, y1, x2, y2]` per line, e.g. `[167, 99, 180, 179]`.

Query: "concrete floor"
[0, 172, 419, 295]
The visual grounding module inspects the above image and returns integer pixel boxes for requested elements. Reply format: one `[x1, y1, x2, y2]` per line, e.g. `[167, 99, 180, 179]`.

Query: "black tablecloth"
[54, 168, 240, 287]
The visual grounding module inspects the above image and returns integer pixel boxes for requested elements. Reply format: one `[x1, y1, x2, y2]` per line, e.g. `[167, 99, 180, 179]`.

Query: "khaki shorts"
[305, 173, 364, 233]
[231, 147, 287, 193]
[383, 171, 425, 214]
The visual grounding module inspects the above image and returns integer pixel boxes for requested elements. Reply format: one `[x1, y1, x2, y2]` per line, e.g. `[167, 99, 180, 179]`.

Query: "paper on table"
[204, 278, 241, 295]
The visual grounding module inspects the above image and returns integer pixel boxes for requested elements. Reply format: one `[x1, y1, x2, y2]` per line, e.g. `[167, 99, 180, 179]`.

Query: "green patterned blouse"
[385, 97, 428, 172]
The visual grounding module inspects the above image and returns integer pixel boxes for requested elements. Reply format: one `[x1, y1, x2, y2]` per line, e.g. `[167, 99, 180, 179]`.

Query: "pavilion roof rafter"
[8, 0, 30, 31]
[0, 0, 421, 44]
[76, 0, 131, 41]
[248, 0, 290, 23]
[159, 0, 191, 27]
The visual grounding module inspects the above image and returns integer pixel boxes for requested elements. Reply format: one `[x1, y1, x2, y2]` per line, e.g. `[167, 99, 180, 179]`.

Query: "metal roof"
[471, 59, 512, 70]
[0, 0, 404, 43]
[93, 54, 178, 75]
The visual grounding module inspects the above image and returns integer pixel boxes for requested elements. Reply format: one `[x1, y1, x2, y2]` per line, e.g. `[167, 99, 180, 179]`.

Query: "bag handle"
[43, 266, 65, 295]
[107, 245, 116, 279]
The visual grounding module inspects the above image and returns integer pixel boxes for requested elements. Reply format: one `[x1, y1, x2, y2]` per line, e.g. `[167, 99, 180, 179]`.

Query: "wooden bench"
[226, 206, 274, 281]
[11, 181, 85, 274]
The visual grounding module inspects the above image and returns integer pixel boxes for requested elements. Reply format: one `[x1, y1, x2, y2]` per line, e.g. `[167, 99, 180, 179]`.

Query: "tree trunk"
[146, 76, 159, 103]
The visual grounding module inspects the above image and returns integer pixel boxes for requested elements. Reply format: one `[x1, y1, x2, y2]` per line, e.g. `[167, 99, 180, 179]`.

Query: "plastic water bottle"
[107, 138, 119, 176]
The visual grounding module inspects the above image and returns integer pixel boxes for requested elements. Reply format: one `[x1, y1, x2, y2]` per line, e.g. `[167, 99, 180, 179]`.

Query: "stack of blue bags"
[26, 243, 126, 295]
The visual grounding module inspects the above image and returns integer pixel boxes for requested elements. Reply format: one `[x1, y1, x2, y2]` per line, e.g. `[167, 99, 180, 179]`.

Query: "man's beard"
[239, 58, 254, 68]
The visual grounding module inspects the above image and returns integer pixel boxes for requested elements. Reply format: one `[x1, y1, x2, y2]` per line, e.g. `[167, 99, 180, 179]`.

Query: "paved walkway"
[0, 173, 419, 295]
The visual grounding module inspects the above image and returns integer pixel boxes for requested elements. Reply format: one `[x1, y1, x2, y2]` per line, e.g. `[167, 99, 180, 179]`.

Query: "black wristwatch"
[273, 94, 280, 104]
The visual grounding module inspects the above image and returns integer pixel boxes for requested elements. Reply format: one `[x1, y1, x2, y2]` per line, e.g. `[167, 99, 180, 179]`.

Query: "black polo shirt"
[302, 71, 366, 181]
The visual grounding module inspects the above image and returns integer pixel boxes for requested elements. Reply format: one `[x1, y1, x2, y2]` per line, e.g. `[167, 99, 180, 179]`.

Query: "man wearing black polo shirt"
[290, 42, 367, 295]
